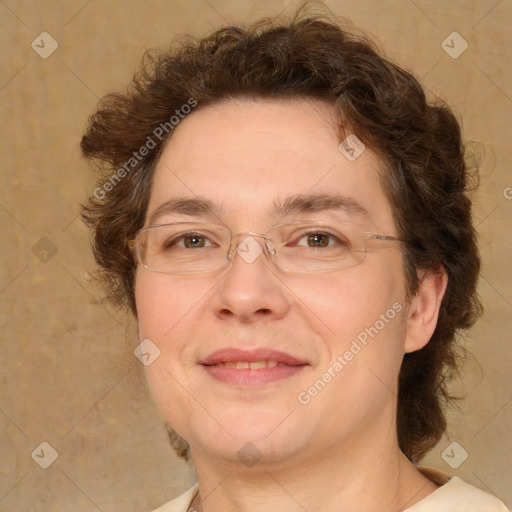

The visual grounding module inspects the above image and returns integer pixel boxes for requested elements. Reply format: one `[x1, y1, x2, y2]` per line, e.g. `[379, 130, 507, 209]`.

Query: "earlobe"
[403, 268, 448, 354]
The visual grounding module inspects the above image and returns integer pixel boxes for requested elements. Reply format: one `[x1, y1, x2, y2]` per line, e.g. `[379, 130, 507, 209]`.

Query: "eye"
[164, 232, 215, 249]
[303, 232, 331, 248]
[294, 230, 348, 249]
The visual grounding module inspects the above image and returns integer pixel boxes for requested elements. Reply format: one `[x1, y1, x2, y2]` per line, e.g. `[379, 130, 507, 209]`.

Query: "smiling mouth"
[199, 348, 308, 367]
[199, 349, 309, 386]
[208, 360, 291, 369]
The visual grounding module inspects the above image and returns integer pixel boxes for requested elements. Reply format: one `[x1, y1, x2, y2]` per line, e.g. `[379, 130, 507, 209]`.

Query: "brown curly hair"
[80, 6, 482, 463]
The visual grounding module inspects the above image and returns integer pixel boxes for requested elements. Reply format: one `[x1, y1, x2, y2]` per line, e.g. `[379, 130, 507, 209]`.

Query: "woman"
[80, 7, 509, 512]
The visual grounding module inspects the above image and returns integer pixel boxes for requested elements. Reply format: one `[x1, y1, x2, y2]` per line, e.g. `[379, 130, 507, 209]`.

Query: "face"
[135, 97, 409, 468]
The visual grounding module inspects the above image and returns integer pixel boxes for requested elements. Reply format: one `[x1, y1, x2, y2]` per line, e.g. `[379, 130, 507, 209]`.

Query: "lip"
[198, 348, 310, 387]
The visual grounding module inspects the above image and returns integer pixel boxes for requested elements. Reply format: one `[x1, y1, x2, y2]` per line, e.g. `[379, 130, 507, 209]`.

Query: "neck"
[188, 423, 438, 512]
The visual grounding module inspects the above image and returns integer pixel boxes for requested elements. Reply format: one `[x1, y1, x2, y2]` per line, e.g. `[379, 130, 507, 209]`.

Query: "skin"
[134, 97, 448, 512]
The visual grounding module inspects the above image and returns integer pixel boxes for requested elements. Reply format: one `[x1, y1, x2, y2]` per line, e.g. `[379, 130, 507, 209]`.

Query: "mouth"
[198, 348, 309, 387]
[211, 360, 288, 369]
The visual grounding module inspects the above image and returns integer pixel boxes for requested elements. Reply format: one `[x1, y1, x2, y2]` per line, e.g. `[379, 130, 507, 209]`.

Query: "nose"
[209, 233, 290, 324]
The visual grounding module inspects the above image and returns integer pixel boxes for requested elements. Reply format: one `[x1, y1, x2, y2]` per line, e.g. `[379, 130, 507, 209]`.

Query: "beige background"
[0, 0, 511, 510]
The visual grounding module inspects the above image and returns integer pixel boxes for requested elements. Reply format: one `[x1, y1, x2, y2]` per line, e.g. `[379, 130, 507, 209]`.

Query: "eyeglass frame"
[126, 220, 405, 275]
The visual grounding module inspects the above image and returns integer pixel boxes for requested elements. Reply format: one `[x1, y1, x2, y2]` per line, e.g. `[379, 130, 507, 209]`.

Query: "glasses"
[127, 221, 404, 275]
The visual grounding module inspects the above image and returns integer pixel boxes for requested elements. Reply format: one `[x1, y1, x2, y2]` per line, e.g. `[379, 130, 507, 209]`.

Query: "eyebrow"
[269, 193, 370, 222]
[147, 193, 371, 226]
[148, 196, 224, 226]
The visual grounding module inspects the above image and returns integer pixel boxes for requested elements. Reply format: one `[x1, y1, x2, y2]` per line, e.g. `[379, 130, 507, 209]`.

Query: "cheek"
[135, 271, 209, 338]
[307, 255, 407, 381]
[134, 274, 197, 433]
[305, 268, 407, 414]
[134, 270, 226, 370]
[135, 276, 170, 338]
[134, 273, 201, 392]
[289, 255, 405, 334]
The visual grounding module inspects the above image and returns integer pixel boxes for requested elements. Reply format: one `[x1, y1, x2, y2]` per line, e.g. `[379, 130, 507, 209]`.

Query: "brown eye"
[293, 230, 347, 249]
[307, 233, 330, 248]
[164, 232, 214, 249]
[183, 235, 207, 248]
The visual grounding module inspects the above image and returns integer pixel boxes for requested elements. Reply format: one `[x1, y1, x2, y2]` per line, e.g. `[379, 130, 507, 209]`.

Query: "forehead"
[146, 97, 395, 232]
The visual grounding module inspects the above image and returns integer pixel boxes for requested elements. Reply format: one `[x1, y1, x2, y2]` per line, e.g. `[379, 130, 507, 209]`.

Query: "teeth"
[219, 361, 282, 369]
[249, 361, 266, 369]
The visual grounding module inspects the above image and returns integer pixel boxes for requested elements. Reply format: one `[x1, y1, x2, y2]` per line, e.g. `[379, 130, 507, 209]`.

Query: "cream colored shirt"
[150, 476, 510, 512]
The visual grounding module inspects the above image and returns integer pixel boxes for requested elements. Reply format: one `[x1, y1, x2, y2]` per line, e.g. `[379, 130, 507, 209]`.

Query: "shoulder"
[148, 484, 199, 512]
[406, 475, 510, 512]
[146, 476, 510, 512]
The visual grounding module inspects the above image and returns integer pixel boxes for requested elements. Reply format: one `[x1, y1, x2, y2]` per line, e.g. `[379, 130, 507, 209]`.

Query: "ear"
[403, 267, 448, 354]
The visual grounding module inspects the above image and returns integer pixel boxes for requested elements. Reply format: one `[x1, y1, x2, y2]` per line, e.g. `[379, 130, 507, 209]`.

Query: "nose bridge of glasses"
[227, 231, 275, 262]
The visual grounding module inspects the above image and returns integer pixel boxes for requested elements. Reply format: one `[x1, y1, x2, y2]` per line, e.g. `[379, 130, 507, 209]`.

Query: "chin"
[186, 413, 312, 468]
